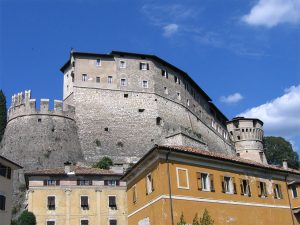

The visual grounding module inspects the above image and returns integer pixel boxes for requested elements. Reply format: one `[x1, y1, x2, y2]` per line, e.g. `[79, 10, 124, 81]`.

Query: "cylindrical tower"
[227, 117, 267, 164]
[0, 90, 84, 171]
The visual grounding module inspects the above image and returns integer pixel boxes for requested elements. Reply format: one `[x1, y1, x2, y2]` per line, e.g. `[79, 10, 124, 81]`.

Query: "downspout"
[166, 150, 175, 225]
[285, 173, 295, 225]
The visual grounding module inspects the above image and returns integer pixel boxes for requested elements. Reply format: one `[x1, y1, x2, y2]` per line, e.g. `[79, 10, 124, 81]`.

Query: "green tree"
[264, 136, 299, 169]
[17, 210, 36, 225]
[177, 212, 187, 225]
[192, 213, 201, 225]
[200, 209, 214, 225]
[93, 156, 113, 169]
[0, 90, 7, 142]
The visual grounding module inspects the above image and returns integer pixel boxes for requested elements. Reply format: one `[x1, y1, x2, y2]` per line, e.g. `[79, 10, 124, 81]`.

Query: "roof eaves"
[0, 155, 22, 169]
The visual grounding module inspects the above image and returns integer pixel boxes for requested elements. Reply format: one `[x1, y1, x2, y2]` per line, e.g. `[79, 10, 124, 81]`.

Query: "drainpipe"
[285, 173, 295, 225]
[166, 150, 175, 225]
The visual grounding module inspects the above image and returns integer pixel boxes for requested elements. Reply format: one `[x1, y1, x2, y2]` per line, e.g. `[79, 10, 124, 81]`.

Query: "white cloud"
[220, 93, 243, 104]
[163, 24, 179, 37]
[242, 0, 300, 27]
[239, 85, 300, 136]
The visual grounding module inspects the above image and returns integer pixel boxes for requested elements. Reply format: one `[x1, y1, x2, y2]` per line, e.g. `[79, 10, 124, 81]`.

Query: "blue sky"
[0, 0, 299, 152]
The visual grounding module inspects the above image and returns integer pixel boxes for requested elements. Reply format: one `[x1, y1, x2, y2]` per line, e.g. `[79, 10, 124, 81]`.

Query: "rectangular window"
[108, 196, 117, 209]
[176, 167, 189, 189]
[47, 221, 55, 225]
[133, 185, 137, 203]
[82, 74, 88, 81]
[109, 219, 117, 225]
[274, 183, 283, 199]
[108, 76, 113, 84]
[96, 58, 101, 66]
[142, 80, 148, 88]
[77, 180, 92, 186]
[96, 77, 100, 83]
[197, 173, 212, 191]
[221, 176, 236, 194]
[120, 60, 126, 68]
[0, 195, 6, 211]
[161, 69, 168, 78]
[240, 179, 251, 196]
[81, 220, 89, 225]
[45, 180, 59, 186]
[257, 181, 268, 198]
[146, 173, 154, 194]
[47, 196, 55, 210]
[120, 78, 127, 86]
[174, 76, 180, 84]
[291, 185, 298, 198]
[140, 62, 149, 70]
[0, 163, 7, 177]
[104, 180, 120, 186]
[81, 196, 89, 210]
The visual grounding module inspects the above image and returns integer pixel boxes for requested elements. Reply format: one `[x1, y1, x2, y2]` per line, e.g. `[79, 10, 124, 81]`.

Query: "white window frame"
[274, 184, 282, 199]
[176, 167, 190, 189]
[80, 195, 89, 210]
[96, 58, 101, 67]
[224, 176, 234, 194]
[291, 185, 298, 198]
[120, 78, 127, 86]
[142, 80, 149, 89]
[108, 76, 113, 84]
[120, 60, 126, 69]
[140, 62, 148, 71]
[146, 173, 153, 194]
[201, 173, 211, 191]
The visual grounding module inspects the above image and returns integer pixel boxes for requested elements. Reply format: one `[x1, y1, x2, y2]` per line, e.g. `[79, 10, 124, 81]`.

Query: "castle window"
[177, 92, 181, 100]
[71, 72, 74, 82]
[96, 58, 101, 66]
[187, 99, 190, 106]
[38, 118, 42, 122]
[140, 62, 149, 70]
[274, 183, 283, 199]
[82, 74, 88, 81]
[132, 185, 137, 203]
[161, 69, 168, 78]
[108, 76, 113, 84]
[96, 77, 100, 83]
[124, 94, 128, 98]
[0, 163, 11, 179]
[142, 80, 149, 88]
[174, 76, 180, 84]
[120, 78, 127, 86]
[237, 136, 241, 140]
[291, 185, 298, 198]
[176, 167, 189, 189]
[104, 127, 109, 131]
[240, 179, 251, 196]
[81, 219, 89, 225]
[138, 109, 145, 112]
[109, 219, 117, 225]
[0, 195, 6, 211]
[120, 60, 126, 68]
[257, 181, 268, 198]
[46, 220, 55, 225]
[197, 172, 214, 192]
[80, 196, 89, 210]
[146, 173, 154, 195]
[156, 117, 162, 126]
[164, 87, 168, 94]
[47, 196, 55, 210]
[221, 176, 236, 194]
[108, 196, 117, 209]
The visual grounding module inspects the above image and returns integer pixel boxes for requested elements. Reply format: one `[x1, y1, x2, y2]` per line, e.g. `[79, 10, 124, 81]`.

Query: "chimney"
[64, 161, 72, 174]
[282, 159, 288, 169]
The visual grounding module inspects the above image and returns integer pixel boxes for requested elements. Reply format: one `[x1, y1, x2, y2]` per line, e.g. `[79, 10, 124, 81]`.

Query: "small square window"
[120, 78, 127, 86]
[120, 60, 126, 68]
[96, 59, 101, 66]
[161, 69, 168, 78]
[108, 76, 113, 84]
[142, 80, 148, 88]
[96, 77, 100, 83]
[81, 220, 89, 225]
[109, 219, 117, 225]
[140, 62, 149, 70]
[104, 127, 109, 132]
[124, 94, 128, 98]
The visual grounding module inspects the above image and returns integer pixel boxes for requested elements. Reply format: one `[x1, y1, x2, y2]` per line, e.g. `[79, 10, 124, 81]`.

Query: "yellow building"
[0, 155, 22, 225]
[122, 145, 300, 225]
[25, 163, 127, 225]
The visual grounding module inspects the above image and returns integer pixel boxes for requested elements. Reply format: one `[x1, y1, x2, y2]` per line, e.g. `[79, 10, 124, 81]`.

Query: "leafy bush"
[17, 210, 36, 225]
[93, 156, 113, 169]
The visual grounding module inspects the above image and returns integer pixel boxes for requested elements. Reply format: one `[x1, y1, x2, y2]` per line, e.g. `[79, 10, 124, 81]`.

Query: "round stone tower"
[0, 90, 84, 171]
[227, 117, 267, 164]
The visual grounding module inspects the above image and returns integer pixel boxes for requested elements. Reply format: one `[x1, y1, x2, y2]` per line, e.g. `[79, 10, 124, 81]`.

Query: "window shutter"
[77, 180, 80, 185]
[247, 180, 251, 197]
[257, 181, 262, 197]
[89, 180, 92, 186]
[56, 180, 60, 186]
[145, 177, 148, 195]
[210, 174, 215, 192]
[233, 177, 237, 194]
[104, 180, 108, 186]
[263, 182, 268, 197]
[7, 167, 11, 179]
[161, 70, 164, 76]
[279, 184, 283, 199]
[221, 176, 225, 193]
[151, 176, 154, 192]
[197, 173, 202, 190]
[116, 180, 120, 186]
[273, 184, 277, 199]
[240, 179, 244, 195]
[139, 63, 142, 70]
[44, 180, 47, 186]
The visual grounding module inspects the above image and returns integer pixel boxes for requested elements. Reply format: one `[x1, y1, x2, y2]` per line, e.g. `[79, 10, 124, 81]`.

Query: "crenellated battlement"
[8, 90, 75, 121]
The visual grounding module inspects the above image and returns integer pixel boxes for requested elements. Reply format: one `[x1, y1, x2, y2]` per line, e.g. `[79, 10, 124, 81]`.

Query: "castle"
[0, 50, 267, 171]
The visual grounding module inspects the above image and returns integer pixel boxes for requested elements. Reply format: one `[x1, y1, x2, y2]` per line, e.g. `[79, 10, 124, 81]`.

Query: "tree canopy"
[17, 210, 36, 225]
[93, 156, 113, 169]
[0, 90, 7, 142]
[264, 136, 299, 169]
